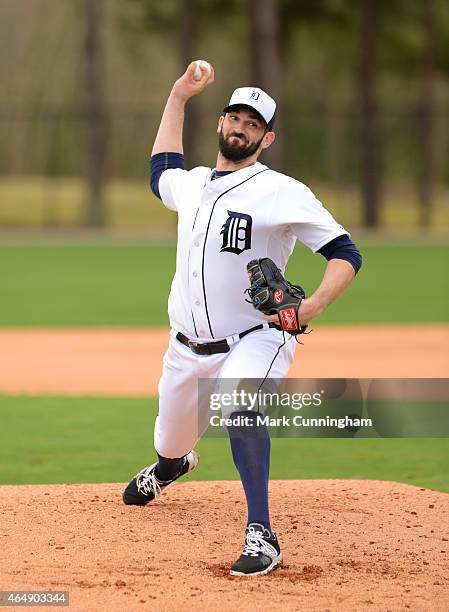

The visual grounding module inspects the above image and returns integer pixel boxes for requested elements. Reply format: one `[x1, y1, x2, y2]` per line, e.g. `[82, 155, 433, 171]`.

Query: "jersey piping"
[201, 168, 269, 338]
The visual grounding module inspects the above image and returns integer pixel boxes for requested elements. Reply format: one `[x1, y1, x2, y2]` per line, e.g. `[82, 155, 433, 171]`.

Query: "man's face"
[218, 107, 268, 162]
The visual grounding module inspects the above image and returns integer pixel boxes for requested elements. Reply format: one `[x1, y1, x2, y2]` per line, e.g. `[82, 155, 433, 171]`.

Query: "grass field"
[1, 395, 448, 491]
[1, 242, 448, 326]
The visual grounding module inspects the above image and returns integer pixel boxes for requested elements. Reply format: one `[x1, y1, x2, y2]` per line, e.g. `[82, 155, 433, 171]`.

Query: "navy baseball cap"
[223, 87, 276, 130]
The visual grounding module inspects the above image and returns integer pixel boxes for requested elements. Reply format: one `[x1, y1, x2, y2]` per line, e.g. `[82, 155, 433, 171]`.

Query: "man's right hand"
[171, 62, 215, 103]
[152, 62, 214, 156]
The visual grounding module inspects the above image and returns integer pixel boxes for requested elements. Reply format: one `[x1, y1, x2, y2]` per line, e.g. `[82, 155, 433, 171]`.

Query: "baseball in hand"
[193, 60, 211, 81]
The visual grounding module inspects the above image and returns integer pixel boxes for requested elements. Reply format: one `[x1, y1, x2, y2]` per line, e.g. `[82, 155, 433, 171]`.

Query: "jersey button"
[192, 271, 198, 278]
[194, 241, 200, 247]
[195, 300, 201, 306]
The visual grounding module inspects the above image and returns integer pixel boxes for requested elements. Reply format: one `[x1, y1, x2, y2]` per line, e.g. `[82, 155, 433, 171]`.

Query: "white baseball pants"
[154, 327, 297, 458]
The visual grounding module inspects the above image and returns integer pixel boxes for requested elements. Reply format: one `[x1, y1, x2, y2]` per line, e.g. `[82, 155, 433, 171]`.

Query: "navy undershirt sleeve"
[150, 152, 185, 199]
[317, 234, 362, 274]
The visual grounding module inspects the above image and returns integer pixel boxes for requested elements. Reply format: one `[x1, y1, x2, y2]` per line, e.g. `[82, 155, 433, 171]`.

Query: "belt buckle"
[188, 340, 201, 351]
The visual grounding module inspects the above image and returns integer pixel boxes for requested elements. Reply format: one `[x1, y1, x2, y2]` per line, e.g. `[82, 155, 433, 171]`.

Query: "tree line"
[3, 0, 449, 228]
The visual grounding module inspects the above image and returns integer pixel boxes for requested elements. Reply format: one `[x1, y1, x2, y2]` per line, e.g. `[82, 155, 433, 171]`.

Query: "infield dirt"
[1, 479, 448, 611]
[0, 325, 448, 396]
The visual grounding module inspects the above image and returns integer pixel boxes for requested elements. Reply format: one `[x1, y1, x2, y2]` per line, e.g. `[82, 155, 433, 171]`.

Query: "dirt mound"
[0, 325, 448, 396]
[1, 479, 448, 611]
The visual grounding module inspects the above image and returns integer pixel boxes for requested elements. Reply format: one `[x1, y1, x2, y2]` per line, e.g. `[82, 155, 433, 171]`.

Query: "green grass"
[0, 245, 175, 326]
[290, 242, 449, 324]
[1, 243, 448, 325]
[0, 395, 448, 492]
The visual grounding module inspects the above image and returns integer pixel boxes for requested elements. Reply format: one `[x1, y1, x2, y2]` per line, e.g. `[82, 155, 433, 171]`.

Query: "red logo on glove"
[274, 289, 283, 304]
[279, 308, 298, 331]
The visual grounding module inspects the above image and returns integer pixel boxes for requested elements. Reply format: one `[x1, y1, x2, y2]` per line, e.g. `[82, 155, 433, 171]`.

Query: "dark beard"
[218, 128, 264, 162]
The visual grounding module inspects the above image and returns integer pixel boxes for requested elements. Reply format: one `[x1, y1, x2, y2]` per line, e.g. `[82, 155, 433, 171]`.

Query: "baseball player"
[123, 61, 362, 576]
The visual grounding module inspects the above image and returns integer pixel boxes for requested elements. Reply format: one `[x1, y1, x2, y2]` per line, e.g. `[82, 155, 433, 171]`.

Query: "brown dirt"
[0, 325, 448, 396]
[1, 479, 448, 611]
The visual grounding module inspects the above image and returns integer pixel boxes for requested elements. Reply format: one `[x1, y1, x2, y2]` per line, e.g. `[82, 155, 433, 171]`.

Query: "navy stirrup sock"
[227, 411, 272, 535]
[155, 453, 185, 482]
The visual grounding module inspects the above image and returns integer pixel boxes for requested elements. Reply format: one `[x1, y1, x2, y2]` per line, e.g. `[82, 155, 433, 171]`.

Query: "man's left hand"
[263, 296, 320, 328]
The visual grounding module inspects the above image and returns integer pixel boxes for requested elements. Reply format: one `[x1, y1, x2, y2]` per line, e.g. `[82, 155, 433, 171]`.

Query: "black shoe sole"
[230, 553, 283, 577]
[122, 491, 152, 506]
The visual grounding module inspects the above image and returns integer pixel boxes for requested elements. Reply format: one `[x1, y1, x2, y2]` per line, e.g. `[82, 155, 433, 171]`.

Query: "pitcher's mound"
[1, 480, 448, 611]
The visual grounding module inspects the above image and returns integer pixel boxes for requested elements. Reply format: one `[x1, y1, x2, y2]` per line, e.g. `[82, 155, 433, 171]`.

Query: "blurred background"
[1, 1, 448, 489]
[1, 0, 449, 234]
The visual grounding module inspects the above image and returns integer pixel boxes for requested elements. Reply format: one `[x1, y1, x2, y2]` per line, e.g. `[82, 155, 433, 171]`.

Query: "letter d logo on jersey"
[220, 210, 252, 255]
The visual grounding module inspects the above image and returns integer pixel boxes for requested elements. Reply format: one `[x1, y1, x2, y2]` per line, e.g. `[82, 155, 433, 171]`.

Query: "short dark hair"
[223, 104, 275, 132]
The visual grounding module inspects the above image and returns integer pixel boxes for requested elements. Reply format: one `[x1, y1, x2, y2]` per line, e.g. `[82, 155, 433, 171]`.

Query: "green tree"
[84, 0, 108, 227]
[125, 0, 235, 167]
[358, 0, 379, 228]
[248, 0, 283, 169]
[417, 0, 436, 228]
[375, 0, 449, 227]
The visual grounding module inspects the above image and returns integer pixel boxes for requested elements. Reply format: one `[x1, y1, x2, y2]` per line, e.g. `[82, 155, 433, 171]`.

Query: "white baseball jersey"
[159, 161, 347, 342]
